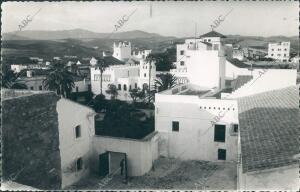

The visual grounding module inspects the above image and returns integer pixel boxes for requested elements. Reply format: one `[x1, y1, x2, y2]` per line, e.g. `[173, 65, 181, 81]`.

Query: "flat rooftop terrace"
[158, 84, 227, 99]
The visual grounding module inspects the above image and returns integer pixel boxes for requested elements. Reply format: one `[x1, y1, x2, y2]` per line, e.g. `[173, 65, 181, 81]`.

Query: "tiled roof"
[238, 86, 299, 173]
[232, 75, 253, 91]
[95, 56, 125, 65]
[199, 31, 226, 38]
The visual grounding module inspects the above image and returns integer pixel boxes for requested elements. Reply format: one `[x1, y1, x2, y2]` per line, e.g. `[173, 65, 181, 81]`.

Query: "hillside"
[1, 37, 176, 60]
[2, 29, 298, 62]
[2, 29, 175, 41]
[224, 35, 299, 52]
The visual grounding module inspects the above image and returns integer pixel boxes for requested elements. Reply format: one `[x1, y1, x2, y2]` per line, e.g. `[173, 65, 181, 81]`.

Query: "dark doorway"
[98, 151, 128, 183]
[99, 152, 109, 176]
[218, 149, 226, 160]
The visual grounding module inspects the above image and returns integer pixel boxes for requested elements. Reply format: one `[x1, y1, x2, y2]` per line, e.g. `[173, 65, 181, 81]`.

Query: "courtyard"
[67, 157, 237, 190]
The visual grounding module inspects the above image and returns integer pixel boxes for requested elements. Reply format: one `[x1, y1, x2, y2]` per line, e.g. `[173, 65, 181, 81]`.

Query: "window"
[284, 54, 286, 57]
[233, 124, 238, 133]
[208, 39, 211, 42]
[144, 73, 147, 78]
[75, 125, 81, 138]
[218, 149, 226, 160]
[278, 49, 281, 51]
[30, 86, 34, 90]
[180, 50, 184, 55]
[39, 86, 43, 90]
[180, 61, 184, 66]
[271, 49, 274, 51]
[123, 84, 127, 91]
[271, 54, 274, 56]
[214, 124, 226, 142]
[76, 86, 79, 92]
[118, 84, 121, 90]
[135, 83, 137, 89]
[284, 48, 287, 51]
[76, 157, 83, 171]
[129, 85, 132, 90]
[172, 121, 179, 132]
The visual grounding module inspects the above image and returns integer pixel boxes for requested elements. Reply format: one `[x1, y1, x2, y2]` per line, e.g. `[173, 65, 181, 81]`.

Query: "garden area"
[92, 96, 155, 140]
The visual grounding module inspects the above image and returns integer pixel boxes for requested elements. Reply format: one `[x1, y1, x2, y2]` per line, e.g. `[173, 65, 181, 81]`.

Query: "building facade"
[267, 41, 290, 62]
[90, 42, 156, 100]
[170, 31, 227, 88]
[155, 84, 238, 162]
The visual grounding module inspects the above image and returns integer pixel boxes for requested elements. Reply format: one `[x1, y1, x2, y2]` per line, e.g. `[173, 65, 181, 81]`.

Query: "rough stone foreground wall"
[2, 92, 62, 189]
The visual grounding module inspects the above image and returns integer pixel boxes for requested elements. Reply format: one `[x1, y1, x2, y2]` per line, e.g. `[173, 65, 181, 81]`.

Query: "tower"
[112, 41, 132, 61]
[139, 59, 156, 90]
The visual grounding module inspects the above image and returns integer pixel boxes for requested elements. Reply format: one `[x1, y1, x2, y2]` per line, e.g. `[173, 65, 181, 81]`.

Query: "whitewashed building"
[155, 31, 298, 177]
[170, 31, 227, 86]
[267, 41, 290, 62]
[56, 98, 96, 188]
[90, 41, 156, 100]
[11, 64, 28, 73]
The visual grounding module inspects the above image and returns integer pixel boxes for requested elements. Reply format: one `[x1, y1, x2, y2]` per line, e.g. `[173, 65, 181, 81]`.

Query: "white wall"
[90, 65, 140, 98]
[186, 50, 226, 89]
[238, 164, 299, 190]
[91, 132, 158, 176]
[229, 69, 297, 98]
[11, 64, 28, 73]
[155, 94, 238, 162]
[56, 98, 95, 188]
[268, 42, 290, 61]
[73, 79, 90, 93]
[225, 60, 252, 80]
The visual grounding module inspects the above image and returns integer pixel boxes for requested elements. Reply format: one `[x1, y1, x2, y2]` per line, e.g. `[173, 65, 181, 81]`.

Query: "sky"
[1, 1, 299, 37]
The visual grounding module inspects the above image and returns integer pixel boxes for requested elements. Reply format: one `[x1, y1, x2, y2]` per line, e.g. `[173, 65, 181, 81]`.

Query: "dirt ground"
[67, 157, 237, 190]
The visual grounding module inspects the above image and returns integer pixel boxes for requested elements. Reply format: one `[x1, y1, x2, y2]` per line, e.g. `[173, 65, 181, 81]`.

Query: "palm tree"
[1, 66, 27, 89]
[145, 54, 156, 103]
[155, 73, 177, 92]
[96, 58, 109, 95]
[105, 84, 118, 100]
[43, 61, 75, 98]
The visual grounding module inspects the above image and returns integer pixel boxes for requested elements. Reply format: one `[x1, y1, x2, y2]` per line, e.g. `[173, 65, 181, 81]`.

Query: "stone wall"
[2, 92, 62, 189]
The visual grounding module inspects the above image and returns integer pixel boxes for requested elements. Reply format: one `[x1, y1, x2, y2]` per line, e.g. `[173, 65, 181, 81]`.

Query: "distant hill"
[1, 37, 176, 60]
[2, 29, 298, 62]
[2, 29, 175, 41]
[224, 35, 299, 52]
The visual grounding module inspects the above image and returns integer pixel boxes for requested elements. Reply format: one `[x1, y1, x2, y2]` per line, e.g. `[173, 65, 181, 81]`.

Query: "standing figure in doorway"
[120, 159, 125, 176]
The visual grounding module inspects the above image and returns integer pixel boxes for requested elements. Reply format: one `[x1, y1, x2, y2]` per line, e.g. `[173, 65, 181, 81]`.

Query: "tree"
[145, 54, 157, 103]
[146, 51, 175, 71]
[43, 61, 75, 98]
[93, 94, 106, 112]
[96, 58, 109, 95]
[105, 84, 118, 100]
[155, 73, 177, 92]
[1, 66, 27, 89]
[129, 88, 146, 103]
